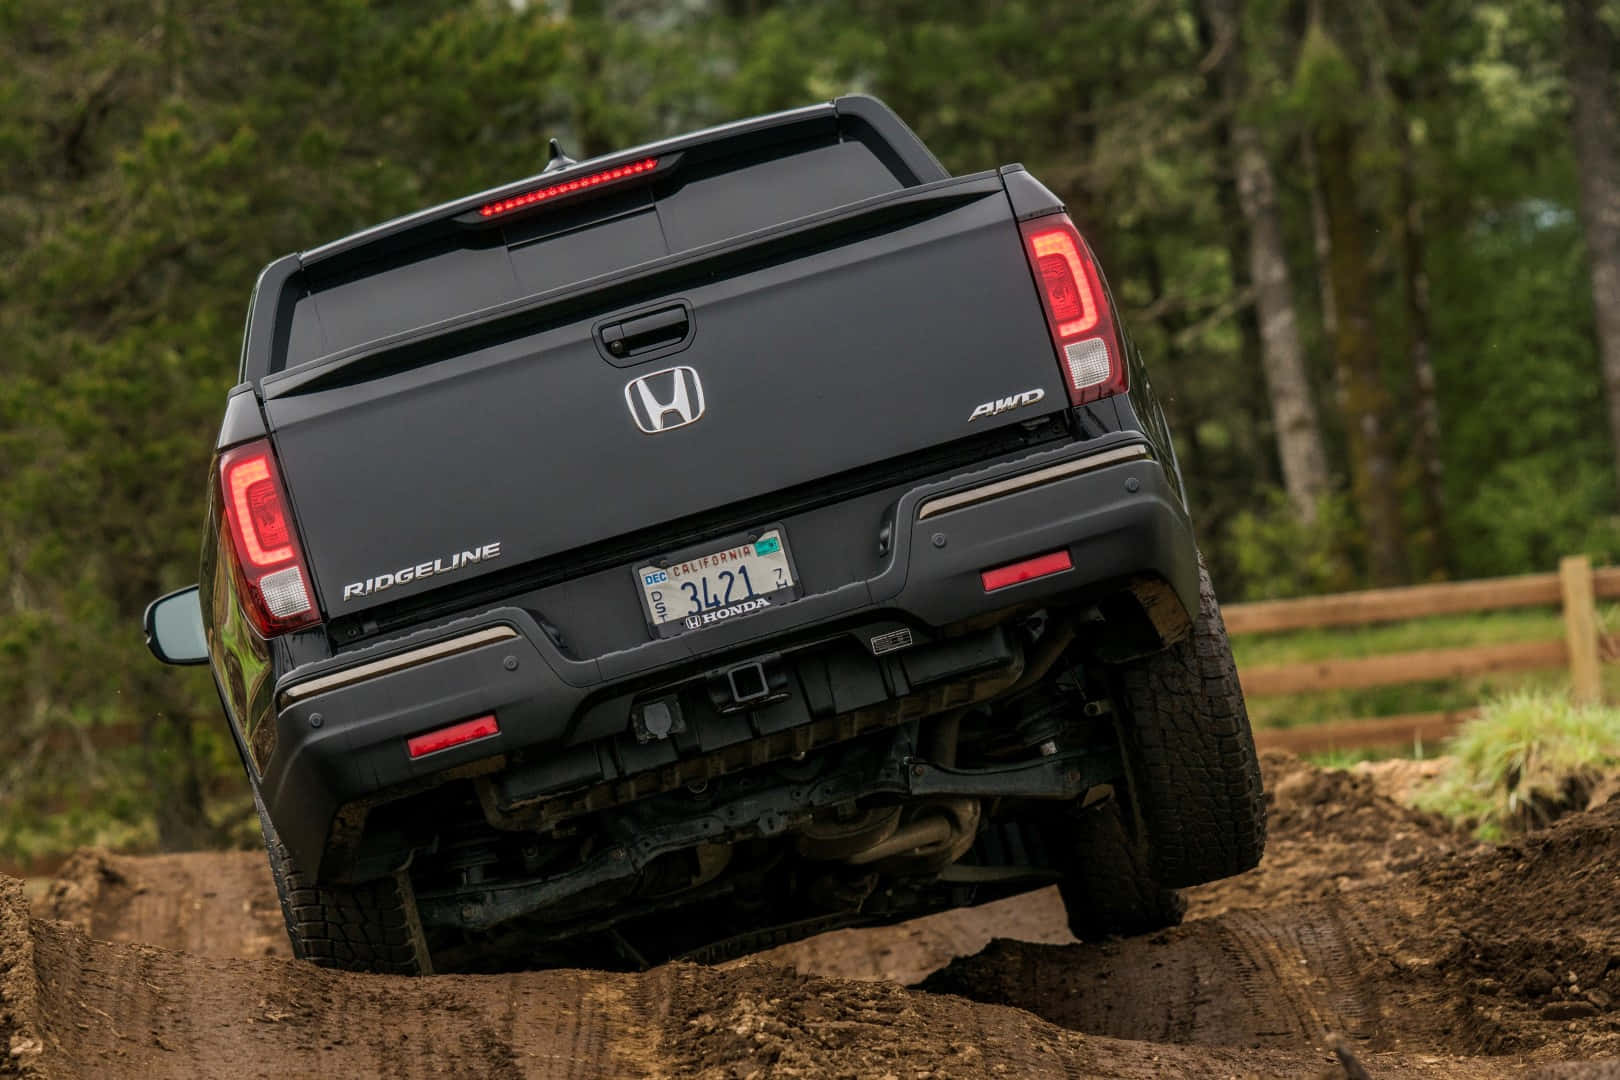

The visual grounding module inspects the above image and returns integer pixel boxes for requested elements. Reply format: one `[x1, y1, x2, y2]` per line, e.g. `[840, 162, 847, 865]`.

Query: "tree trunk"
[1202, 0, 1332, 521]
[1394, 104, 1451, 574]
[143, 711, 219, 851]
[1232, 123, 1333, 520]
[1564, 0, 1620, 496]
[1315, 123, 1408, 584]
[1302, 137, 1338, 343]
[568, 0, 613, 158]
[1196, 1, 1279, 494]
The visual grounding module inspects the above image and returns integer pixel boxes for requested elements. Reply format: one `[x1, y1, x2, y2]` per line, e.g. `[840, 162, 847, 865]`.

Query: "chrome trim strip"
[916, 445, 1151, 521]
[280, 625, 519, 705]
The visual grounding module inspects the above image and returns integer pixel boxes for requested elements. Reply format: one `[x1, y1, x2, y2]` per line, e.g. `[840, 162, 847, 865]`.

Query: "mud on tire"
[255, 792, 430, 975]
[1112, 559, 1266, 889]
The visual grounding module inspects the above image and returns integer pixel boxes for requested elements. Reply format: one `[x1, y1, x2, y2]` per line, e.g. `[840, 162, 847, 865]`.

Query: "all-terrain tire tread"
[1116, 559, 1267, 888]
[257, 794, 427, 975]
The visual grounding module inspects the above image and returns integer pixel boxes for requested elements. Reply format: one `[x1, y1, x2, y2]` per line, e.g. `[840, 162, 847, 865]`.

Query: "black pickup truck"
[144, 96, 1264, 975]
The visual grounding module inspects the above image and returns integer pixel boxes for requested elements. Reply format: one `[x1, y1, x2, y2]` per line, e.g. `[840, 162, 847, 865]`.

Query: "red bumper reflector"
[981, 550, 1074, 592]
[407, 714, 499, 759]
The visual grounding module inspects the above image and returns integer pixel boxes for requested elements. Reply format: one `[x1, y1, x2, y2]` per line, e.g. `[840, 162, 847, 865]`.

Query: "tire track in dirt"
[39, 850, 287, 961]
[1221, 905, 1384, 1045]
[8, 877, 664, 1079]
[917, 902, 1391, 1050]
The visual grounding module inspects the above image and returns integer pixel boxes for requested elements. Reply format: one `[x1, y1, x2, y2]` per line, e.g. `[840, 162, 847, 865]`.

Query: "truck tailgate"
[262, 178, 1063, 618]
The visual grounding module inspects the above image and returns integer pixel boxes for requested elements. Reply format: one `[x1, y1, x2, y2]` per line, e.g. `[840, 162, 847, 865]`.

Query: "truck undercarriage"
[346, 606, 1142, 970]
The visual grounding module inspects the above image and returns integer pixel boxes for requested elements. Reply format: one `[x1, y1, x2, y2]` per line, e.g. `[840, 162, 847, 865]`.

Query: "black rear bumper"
[257, 437, 1199, 880]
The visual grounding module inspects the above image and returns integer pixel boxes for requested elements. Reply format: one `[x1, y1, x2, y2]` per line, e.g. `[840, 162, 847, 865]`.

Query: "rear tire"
[1112, 559, 1266, 888]
[255, 791, 431, 975]
[1056, 798, 1186, 941]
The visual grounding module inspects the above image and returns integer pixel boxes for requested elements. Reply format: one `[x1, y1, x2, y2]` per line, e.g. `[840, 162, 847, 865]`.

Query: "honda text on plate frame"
[635, 528, 799, 638]
[625, 366, 706, 434]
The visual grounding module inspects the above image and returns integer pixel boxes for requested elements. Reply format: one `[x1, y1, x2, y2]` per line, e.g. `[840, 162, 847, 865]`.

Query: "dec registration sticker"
[635, 528, 798, 637]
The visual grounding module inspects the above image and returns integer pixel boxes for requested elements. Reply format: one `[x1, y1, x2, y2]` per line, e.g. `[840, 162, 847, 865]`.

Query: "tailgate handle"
[600, 305, 690, 359]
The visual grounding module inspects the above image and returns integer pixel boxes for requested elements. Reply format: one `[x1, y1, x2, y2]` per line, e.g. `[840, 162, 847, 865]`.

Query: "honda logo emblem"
[624, 366, 705, 434]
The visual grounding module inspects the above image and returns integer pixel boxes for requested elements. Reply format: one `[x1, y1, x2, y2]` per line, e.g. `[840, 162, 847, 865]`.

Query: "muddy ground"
[5, 751, 1620, 1078]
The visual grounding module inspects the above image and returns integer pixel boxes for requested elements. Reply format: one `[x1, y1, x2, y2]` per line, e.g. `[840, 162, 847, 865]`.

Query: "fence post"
[1560, 555, 1602, 704]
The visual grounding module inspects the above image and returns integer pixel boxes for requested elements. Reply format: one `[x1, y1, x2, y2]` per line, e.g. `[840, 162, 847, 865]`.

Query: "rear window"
[275, 133, 907, 373]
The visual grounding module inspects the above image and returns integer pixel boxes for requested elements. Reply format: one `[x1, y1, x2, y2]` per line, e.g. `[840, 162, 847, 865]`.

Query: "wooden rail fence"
[1232, 556, 1616, 754]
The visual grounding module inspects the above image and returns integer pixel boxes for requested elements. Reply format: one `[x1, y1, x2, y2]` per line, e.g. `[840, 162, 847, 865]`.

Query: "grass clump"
[1304, 744, 1439, 769]
[1412, 691, 1620, 841]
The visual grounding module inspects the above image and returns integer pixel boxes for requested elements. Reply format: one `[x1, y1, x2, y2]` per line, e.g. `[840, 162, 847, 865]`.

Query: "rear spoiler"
[304, 95, 944, 269]
[240, 96, 945, 383]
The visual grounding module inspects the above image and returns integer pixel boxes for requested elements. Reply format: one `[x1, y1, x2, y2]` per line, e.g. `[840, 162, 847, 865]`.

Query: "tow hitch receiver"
[708, 655, 791, 713]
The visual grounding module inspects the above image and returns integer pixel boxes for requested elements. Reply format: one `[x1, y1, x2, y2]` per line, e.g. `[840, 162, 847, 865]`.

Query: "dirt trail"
[0, 877, 1545, 1080]
[38, 850, 288, 961]
[5, 752, 1620, 1078]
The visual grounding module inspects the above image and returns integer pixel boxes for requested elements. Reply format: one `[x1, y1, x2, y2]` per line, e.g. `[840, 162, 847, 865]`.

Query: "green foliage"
[1223, 490, 1359, 600]
[1431, 199, 1620, 576]
[1411, 691, 1620, 840]
[1456, 460, 1620, 575]
[1290, 23, 1362, 132]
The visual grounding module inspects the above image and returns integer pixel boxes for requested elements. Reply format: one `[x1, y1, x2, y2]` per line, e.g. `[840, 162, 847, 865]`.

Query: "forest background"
[4, 0, 1619, 857]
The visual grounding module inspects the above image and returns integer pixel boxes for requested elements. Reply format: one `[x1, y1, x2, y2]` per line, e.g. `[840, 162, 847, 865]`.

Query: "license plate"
[635, 528, 797, 637]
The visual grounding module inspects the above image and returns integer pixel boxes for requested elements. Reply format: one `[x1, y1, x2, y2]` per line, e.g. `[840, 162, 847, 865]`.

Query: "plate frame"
[632, 522, 803, 640]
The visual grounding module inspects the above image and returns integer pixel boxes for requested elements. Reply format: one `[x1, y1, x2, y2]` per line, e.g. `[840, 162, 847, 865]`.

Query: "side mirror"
[144, 585, 209, 665]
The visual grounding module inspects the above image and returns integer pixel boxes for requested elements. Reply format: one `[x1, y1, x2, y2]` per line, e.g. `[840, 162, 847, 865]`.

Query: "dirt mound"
[745, 886, 1074, 983]
[1530, 1064, 1620, 1079]
[664, 962, 1089, 1077]
[662, 959, 1508, 1078]
[918, 903, 1405, 1050]
[1188, 750, 1465, 919]
[922, 765, 1620, 1067]
[1350, 755, 1452, 807]
[1262, 749, 1453, 844]
[2, 878, 45, 1075]
[1424, 793, 1620, 942]
[1399, 795, 1620, 1056]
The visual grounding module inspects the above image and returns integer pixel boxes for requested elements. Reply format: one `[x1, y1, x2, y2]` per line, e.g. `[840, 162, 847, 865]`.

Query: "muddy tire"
[1112, 560, 1266, 888]
[1056, 798, 1187, 941]
[255, 791, 430, 975]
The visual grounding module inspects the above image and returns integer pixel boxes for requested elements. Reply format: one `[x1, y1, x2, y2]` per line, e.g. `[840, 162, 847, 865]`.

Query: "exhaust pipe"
[843, 798, 980, 872]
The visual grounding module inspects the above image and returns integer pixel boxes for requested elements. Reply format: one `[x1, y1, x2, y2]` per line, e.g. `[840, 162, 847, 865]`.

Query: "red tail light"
[1020, 215, 1128, 406]
[478, 158, 659, 219]
[219, 440, 320, 636]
